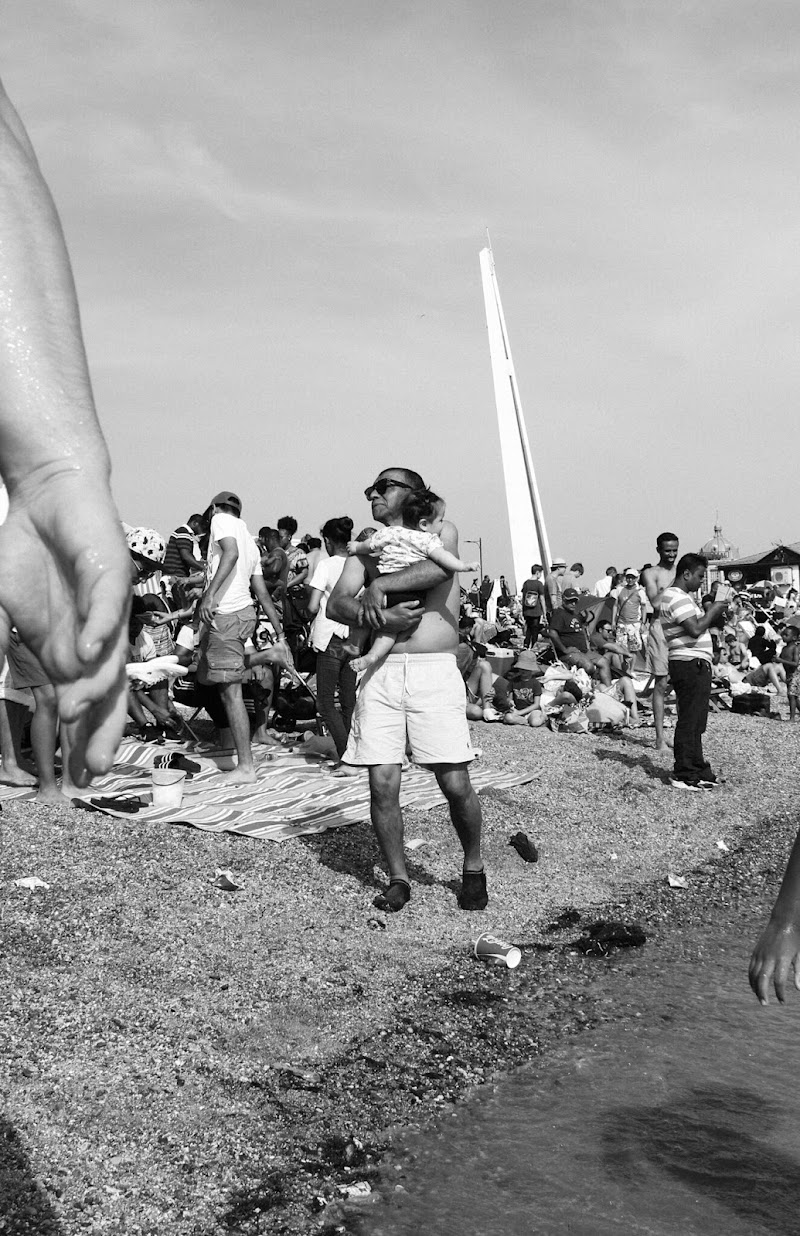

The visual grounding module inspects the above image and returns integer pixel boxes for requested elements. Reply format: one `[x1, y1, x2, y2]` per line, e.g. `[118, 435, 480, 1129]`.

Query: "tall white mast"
[479, 242, 551, 589]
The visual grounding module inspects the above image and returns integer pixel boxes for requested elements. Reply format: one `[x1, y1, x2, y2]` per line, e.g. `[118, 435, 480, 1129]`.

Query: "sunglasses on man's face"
[364, 478, 414, 500]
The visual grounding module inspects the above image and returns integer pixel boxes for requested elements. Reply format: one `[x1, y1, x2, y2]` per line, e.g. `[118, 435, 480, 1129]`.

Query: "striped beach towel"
[0, 741, 538, 842]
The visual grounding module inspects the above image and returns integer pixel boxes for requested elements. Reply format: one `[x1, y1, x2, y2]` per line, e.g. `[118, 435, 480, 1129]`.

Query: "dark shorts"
[197, 606, 256, 685]
[6, 632, 49, 690]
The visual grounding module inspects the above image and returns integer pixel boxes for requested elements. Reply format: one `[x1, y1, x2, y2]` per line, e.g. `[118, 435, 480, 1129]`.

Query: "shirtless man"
[642, 533, 679, 752]
[0, 79, 130, 785]
[328, 467, 486, 914]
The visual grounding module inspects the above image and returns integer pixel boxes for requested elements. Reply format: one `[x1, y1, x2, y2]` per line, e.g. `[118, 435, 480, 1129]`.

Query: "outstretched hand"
[749, 919, 800, 1005]
[0, 468, 130, 784]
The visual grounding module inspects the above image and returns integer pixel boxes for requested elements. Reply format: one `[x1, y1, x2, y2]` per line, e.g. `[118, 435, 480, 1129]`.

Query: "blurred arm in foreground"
[0, 79, 129, 782]
[750, 828, 800, 1005]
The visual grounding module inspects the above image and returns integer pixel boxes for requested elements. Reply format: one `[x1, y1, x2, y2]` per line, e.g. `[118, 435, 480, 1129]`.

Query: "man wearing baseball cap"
[549, 587, 613, 685]
[198, 491, 286, 783]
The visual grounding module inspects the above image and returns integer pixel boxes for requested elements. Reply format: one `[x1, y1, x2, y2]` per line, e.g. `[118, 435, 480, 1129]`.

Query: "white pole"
[479, 244, 552, 589]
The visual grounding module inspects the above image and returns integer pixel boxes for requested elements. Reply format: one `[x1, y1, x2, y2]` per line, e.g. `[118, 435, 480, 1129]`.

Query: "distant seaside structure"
[699, 522, 739, 590]
[479, 242, 551, 591]
[700, 519, 800, 592]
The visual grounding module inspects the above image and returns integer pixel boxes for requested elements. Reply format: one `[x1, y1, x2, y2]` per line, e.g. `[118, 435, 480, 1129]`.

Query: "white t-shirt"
[309, 556, 350, 652]
[207, 512, 262, 615]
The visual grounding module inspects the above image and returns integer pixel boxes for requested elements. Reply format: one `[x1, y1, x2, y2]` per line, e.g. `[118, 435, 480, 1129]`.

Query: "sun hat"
[551, 556, 566, 566]
[623, 567, 637, 577]
[210, 491, 242, 514]
[509, 649, 542, 674]
[125, 526, 166, 565]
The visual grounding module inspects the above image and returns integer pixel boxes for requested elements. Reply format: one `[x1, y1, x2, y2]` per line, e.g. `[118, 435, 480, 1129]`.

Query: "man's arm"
[0, 80, 131, 781]
[750, 827, 800, 1004]
[546, 578, 560, 610]
[328, 552, 424, 634]
[178, 543, 198, 572]
[199, 539, 238, 624]
[675, 600, 727, 639]
[250, 574, 287, 639]
[548, 618, 569, 659]
[358, 540, 451, 627]
[642, 568, 669, 613]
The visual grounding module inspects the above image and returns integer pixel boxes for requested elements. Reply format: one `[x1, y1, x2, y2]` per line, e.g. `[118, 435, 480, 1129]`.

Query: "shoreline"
[1, 712, 799, 1233]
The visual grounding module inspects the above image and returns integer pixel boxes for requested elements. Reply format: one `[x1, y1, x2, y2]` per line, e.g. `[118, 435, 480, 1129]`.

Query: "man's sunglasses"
[364, 478, 414, 500]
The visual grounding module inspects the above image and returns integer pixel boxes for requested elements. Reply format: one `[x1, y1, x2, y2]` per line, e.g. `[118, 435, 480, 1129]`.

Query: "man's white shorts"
[343, 652, 475, 766]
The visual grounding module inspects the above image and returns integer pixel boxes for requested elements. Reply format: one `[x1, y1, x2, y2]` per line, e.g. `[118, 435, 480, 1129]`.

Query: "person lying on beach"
[346, 489, 479, 674]
[0, 79, 131, 783]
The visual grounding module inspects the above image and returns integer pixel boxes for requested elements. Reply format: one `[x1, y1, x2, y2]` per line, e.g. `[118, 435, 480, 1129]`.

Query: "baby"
[347, 489, 479, 673]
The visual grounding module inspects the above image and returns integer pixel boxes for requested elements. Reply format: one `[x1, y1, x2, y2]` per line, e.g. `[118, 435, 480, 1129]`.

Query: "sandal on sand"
[459, 869, 488, 911]
[373, 880, 411, 912]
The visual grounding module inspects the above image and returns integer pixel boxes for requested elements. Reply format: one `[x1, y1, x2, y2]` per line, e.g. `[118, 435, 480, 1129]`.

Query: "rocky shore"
[1, 710, 798, 1234]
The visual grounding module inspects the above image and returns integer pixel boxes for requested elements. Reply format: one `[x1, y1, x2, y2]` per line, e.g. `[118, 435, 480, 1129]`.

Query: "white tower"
[479, 243, 551, 589]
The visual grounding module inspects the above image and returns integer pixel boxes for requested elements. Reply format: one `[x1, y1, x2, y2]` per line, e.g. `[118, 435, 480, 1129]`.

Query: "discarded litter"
[406, 838, 427, 851]
[13, 876, 50, 891]
[667, 874, 688, 889]
[213, 868, 241, 891]
[337, 1182, 372, 1198]
[474, 932, 521, 969]
[716, 839, 730, 853]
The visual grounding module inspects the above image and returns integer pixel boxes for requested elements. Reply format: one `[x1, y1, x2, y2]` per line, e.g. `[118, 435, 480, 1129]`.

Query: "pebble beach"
[2, 708, 799, 1233]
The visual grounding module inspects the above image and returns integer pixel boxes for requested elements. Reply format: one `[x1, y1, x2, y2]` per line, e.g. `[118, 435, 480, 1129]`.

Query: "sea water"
[369, 897, 800, 1235]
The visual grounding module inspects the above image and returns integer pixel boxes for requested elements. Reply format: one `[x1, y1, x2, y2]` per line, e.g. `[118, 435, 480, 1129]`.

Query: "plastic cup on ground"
[151, 768, 186, 809]
[474, 932, 522, 969]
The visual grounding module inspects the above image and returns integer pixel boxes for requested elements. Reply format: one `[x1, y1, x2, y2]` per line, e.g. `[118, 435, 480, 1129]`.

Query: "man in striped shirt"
[660, 553, 728, 791]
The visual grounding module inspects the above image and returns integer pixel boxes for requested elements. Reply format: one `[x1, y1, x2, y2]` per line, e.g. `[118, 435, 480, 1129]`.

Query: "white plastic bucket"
[151, 768, 186, 809]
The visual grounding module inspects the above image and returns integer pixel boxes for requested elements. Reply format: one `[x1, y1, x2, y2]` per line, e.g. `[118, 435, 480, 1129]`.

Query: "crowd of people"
[1, 71, 799, 1013]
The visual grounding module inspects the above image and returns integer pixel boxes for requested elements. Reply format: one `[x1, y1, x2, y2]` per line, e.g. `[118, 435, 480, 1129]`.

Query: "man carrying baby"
[328, 467, 487, 915]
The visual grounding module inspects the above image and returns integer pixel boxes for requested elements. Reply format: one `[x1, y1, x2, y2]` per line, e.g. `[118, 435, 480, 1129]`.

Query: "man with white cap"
[611, 568, 648, 659]
[545, 557, 567, 612]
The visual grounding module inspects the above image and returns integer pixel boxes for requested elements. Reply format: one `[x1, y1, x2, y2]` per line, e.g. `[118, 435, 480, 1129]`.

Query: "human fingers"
[58, 620, 128, 722]
[748, 952, 772, 1005]
[77, 562, 131, 664]
[62, 664, 128, 784]
[771, 954, 791, 1004]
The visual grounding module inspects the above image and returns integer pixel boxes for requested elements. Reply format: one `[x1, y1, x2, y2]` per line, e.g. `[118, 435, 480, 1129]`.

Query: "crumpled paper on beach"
[667, 874, 688, 889]
[14, 876, 50, 891]
[213, 868, 241, 891]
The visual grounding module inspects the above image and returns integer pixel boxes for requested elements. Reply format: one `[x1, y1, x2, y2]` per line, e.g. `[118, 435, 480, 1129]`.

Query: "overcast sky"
[5, 0, 798, 585]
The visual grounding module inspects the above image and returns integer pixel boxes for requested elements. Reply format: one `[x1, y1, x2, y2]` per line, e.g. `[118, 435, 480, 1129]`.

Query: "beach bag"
[731, 693, 771, 717]
[586, 693, 628, 727]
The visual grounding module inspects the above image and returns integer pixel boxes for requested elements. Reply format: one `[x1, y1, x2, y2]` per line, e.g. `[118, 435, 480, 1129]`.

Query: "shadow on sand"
[0, 1115, 63, 1233]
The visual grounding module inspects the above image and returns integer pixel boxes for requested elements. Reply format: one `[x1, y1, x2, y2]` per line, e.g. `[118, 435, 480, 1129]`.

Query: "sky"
[4, 0, 799, 586]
